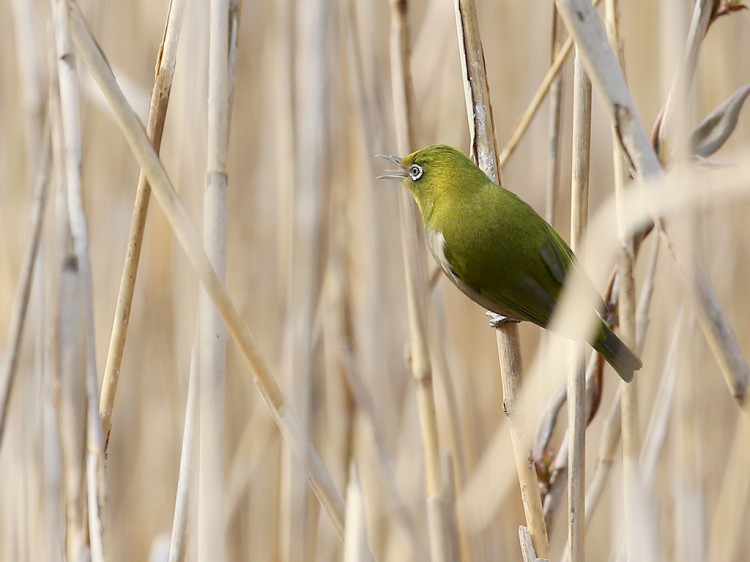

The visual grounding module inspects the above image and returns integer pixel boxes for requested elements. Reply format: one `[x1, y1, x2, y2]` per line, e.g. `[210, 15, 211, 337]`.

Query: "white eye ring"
[409, 163, 423, 180]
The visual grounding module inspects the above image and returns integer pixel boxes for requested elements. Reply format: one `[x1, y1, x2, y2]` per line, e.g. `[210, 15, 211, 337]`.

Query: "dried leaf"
[713, 0, 749, 19]
[690, 83, 750, 157]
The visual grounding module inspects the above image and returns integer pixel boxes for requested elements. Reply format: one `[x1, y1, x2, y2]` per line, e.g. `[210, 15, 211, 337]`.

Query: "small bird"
[379, 144, 641, 382]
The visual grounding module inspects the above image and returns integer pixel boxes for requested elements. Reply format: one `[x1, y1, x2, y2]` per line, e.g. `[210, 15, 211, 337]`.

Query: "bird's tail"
[593, 322, 642, 382]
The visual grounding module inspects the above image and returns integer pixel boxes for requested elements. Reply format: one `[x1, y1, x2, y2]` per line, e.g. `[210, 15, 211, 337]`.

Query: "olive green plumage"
[382, 144, 641, 382]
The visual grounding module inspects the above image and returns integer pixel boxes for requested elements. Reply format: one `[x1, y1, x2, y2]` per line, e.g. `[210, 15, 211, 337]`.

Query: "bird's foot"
[486, 311, 520, 328]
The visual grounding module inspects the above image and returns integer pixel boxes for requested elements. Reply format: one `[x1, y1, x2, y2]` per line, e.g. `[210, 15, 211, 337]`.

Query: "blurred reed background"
[1, 0, 749, 561]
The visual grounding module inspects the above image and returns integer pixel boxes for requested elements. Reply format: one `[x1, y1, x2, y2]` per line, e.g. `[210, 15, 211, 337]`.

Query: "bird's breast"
[425, 226, 516, 318]
[426, 229, 458, 283]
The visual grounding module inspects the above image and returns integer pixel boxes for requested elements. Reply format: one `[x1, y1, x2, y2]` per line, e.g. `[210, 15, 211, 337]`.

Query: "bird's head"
[377, 145, 488, 212]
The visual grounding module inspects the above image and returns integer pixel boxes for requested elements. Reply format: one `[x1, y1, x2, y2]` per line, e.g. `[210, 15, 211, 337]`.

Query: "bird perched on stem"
[378, 144, 641, 382]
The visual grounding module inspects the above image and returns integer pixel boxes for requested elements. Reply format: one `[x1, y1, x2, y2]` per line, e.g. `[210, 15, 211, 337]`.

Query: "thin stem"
[101, 0, 186, 450]
[0, 131, 51, 450]
[197, 0, 232, 558]
[555, 0, 749, 418]
[168, 343, 199, 562]
[545, 7, 566, 225]
[498, 0, 602, 168]
[455, 0, 550, 555]
[389, 2, 453, 560]
[567, 49, 591, 562]
[51, 1, 107, 559]
[65, 0, 346, 537]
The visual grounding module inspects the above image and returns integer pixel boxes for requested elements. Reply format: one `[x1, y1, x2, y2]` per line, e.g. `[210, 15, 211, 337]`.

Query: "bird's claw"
[485, 311, 520, 328]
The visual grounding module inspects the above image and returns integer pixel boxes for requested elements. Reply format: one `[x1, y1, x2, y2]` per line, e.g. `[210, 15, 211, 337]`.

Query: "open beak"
[375, 154, 408, 180]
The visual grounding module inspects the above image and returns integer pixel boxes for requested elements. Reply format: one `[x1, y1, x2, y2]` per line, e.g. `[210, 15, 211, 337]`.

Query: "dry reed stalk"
[707, 418, 750, 561]
[100, 0, 186, 449]
[427, 318, 471, 560]
[47, 46, 85, 561]
[658, 0, 750, 419]
[388, 2, 454, 560]
[640, 314, 679, 486]
[454, 0, 551, 557]
[542, 350, 603, 534]
[51, 2, 107, 559]
[50, 54, 88, 560]
[321, 205, 355, 555]
[197, 0, 233, 558]
[55, 258, 88, 562]
[557, 0, 750, 546]
[339, 343, 425, 559]
[64, 0, 346, 538]
[345, 3, 451, 555]
[498, 0, 602, 169]
[567, 49, 592, 562]
[0, 133, 50, 450]
[535, 20, 568, 462]
[280, 0, 329, 558]
[673, 313, 707, 562]
[577, 237, 660, 539]
[616, 236, 641, 561]
[273, 0, 295, 302]
[600, 0, 644, 559]
[168, 343, 198, 562]
[10, 0, 46, 175]
[655, 0, 714, 154]
[6, 4, 50, 554]
[343, 467, 370, 562]
[545, 8, 565, 226]
[316, 86, 360, 556]
[555, 0, 750, 425]
[551, 171, 750, 560]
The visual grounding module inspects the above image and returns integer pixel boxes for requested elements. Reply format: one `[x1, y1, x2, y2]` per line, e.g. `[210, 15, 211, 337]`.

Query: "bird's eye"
[409, 163, 423, 181]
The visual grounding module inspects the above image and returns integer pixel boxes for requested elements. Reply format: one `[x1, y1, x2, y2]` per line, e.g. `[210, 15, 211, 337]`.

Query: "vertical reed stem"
[567, 50, 592, 562]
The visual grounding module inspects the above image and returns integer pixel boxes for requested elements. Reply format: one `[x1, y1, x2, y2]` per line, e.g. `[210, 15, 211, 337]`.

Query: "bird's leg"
[486, 311, 521, 328]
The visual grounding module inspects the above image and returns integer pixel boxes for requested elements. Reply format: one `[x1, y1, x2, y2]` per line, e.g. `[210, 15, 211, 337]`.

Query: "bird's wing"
[540, 230, 574, 286]
[440, 232, 556, 327]
[540, 225, 608, 314]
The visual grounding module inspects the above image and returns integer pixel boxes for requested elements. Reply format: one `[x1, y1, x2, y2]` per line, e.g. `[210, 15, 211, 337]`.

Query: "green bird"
[379, 144, 641, 382]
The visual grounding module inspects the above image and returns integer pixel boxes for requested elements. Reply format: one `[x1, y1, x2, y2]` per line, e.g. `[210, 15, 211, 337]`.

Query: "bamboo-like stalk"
[388, 2, 454, 561]
[454, 0, 550, 556]
[7, 2, 50, 555]
[343, 467, 370, 562]
[168, 343, 198, 562]
[280, 1, 329, 559]
[656, 0, 750, 416]
[567, 50, 591, 562]
[273, 0, 295, 305]
[640, 311, 680, 485]
[339, 342, 426, 560]
[49, 52, 87, 561]
[10, 0, 45, 177]
[197, 0, 232, 558]
[100, 0, 186, 449]
[601, 0, 644, 559]
[579, 237, 660, 536]
[655, 0, 714, 154]
[555, 0, 750, 423]
[0, 132, 50, 450]
[707, 419, 750, 561]
[64, 0, 346, 538]
[498, 0, 602, 169]
[50, 2, 106, 559]
[55, 258, 88, 562]
[321, 189, 355, 562]
[545, 8, 565, 226]
[616, 119, 644, 562]
[673, 313, 707, 562]
[343, 4, 447, 555]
